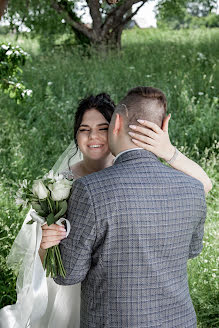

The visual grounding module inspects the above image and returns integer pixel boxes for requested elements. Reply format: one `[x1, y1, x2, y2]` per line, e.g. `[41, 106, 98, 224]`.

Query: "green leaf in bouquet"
[54, 200, 67, 220]
[39, 200, 49, 214]
[50, 199, 56, 212]
[32, 202, 47, 216]
[47, 213, 56, 226]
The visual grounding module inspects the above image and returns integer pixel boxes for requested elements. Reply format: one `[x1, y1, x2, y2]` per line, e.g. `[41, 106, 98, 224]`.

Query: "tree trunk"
[100, 26, 123, 49]
[51, 0, 148, 50]
[0, 0, 8, 19]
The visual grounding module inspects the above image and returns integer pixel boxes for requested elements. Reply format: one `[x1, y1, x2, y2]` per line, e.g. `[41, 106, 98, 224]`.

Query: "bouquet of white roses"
[15, 170, 73, 278]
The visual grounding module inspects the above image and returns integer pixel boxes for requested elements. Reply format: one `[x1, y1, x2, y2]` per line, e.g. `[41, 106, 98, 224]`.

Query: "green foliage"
[158, 12, 219, 29]
[0, 28, 218, 326]
[0, 43, 32, 102]
[156, 0, 219, 29]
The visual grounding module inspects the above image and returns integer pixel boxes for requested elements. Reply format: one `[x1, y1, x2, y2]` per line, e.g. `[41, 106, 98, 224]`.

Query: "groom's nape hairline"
[117, 86, 167, 128]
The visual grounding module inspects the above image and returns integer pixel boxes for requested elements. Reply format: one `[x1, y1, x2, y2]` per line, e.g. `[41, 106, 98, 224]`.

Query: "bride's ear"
[113, 114, 123, 135]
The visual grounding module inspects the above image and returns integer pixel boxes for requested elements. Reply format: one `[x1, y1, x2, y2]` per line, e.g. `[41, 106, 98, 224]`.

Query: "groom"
[54, 86, 206, 327]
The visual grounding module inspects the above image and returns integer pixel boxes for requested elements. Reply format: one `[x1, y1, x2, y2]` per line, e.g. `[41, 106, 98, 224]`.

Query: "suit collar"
[114, 149, 158, 165]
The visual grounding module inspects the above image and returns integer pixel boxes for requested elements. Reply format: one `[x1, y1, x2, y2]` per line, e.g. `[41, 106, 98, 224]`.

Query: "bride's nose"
[88, 129, 99, 139]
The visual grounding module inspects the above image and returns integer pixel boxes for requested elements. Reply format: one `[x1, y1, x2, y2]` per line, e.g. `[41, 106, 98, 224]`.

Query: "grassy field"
[0, 28, 218, 327]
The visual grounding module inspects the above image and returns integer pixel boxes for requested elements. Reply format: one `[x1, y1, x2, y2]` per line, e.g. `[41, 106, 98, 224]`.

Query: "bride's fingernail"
[137, 119, 145, 123]
[129, 125, 136, 129]
[60, 227, 66, 232]
[128, 132, 135, 136]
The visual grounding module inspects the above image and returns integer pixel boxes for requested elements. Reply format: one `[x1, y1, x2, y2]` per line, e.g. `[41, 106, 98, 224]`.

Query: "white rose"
[54, 173, 64, 181]
[32, 180, 49, 199]
[48, 179, 72, 201]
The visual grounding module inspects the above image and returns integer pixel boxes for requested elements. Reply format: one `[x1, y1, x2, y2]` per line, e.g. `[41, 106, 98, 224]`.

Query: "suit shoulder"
[76, 165, 116, 186]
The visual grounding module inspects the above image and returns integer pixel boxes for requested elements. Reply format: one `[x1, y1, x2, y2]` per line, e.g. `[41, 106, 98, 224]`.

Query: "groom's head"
[108, 86, 167, 156]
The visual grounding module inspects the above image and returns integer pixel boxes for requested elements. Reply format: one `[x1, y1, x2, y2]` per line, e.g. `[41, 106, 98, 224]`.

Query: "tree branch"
[51, 0, 94, 40]
[121, 1, 146, 26]
[0, 0, 8, 19]
[102, 0, 148, 37]
[86, 0, 102, 33]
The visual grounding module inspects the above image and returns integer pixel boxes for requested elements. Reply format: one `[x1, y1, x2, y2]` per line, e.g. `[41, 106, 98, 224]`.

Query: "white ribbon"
[0, 210, 71, 328]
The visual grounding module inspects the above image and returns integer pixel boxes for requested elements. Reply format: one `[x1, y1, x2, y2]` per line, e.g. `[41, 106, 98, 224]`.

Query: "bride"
[0, 92, 212, 328]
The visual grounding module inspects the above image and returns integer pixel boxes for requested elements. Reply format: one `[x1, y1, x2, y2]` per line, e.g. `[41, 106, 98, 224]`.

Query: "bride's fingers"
[42, 229, 66, 238]
[42, 234, 66, 243]
[129, 125, 158, 140]
[42, 223, 66, 232]
[131, 139, 154, 152]
[136, 120, 162, 134]
[162, 114, 171, 132]
[40, 240, 61, 249]
[128, 132, 156, 145]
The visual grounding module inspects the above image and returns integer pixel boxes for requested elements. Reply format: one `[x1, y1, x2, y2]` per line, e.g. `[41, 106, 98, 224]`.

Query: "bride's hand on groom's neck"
[128, 114, 175, 161]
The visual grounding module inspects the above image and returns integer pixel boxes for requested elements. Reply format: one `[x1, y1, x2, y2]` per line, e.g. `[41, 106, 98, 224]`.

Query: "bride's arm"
[129, 115, 212, 194]
[39, 224, 66, 264]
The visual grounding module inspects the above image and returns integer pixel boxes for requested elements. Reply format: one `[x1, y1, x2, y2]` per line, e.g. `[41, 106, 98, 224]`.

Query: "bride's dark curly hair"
[73, 93, 116, 152]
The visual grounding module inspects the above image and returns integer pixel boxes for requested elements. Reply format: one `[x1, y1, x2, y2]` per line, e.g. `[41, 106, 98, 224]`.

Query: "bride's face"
[77, 109, 111, 160]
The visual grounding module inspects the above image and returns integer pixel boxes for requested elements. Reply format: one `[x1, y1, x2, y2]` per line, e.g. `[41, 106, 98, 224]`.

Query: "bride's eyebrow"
[79, 123, 109, 127]
[97, 123, 109, 126]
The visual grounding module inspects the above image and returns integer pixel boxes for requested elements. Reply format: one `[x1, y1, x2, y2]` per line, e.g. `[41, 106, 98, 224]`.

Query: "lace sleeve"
[61, 169, 75, 181]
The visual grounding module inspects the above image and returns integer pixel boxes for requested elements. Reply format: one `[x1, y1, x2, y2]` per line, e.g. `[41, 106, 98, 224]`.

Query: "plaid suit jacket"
[54, 149, 206, 328]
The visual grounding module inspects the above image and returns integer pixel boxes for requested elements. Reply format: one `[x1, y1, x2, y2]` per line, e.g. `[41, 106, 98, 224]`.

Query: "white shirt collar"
[113, 148, 143, 163]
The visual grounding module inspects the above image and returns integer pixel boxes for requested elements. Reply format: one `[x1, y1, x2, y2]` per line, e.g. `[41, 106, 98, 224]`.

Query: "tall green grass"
[0, 28, 218, 327]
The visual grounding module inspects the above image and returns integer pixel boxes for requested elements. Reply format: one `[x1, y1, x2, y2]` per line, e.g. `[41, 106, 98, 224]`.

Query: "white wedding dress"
[31, 279, 81, 328]
[0, 155, 82, 328]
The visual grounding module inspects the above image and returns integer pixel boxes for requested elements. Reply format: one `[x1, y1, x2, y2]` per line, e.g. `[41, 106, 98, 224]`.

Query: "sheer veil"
[52, 141, 82, 175]
[0, 142, 82, 328]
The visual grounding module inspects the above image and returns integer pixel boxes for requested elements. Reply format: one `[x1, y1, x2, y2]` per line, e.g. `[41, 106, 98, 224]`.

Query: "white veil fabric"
[0, 141, 82, 328]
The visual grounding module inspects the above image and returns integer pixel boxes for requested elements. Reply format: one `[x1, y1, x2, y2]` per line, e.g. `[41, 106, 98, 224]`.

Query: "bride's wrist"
[164, 145, 175, 162]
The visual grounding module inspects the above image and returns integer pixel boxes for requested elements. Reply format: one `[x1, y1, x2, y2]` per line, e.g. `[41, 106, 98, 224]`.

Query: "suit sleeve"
[54, 178, 96, 285]
[188, 190, 207, 259]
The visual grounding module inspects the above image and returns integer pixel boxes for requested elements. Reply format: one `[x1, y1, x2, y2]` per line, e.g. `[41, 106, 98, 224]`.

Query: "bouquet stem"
[43, 246, 66, 278]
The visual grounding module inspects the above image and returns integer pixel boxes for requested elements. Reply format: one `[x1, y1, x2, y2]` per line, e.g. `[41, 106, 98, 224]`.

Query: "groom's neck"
[113, 144, 142, 157]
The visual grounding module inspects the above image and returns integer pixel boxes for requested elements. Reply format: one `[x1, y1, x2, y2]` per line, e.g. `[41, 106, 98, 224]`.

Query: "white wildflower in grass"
[129, 66, 135, 70]
[1, 44, 9, 50]
[25, 89, 33, 96]
[21, 89, 33, 97]
[197, 52, 206, 60]
[47, 81, 53, 86]
[6, 50, 13, 56]
[198, 92, 204, 96]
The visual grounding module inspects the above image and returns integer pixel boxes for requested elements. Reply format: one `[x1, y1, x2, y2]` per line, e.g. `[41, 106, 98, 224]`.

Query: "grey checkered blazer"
[54, 149, 206, 328]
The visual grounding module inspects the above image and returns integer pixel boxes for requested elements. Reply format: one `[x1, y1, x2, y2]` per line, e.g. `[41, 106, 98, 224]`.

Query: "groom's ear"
[113, 113, 123, 135]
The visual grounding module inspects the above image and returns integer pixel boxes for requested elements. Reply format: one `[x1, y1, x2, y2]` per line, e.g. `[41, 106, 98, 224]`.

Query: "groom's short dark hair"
[117, 86, 167, 128]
